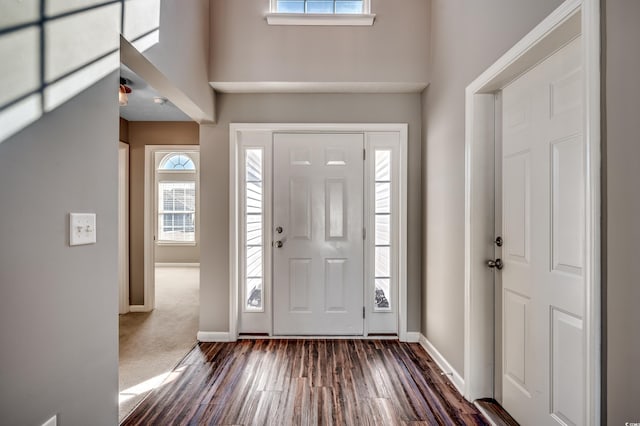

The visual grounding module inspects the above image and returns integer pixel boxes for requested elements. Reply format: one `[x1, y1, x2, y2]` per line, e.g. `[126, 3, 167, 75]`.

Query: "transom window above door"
[274, 0, 366, 14]
[267, 0, 374, 26]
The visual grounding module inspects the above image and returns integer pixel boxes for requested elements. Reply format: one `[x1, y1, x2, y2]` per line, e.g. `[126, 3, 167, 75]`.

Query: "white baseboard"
[239, 335, 398, 340]
[418, 334, 465, 395]
[197, 331, 234, 342]
[155, 262, 200, 268]
[129, 305, 150, 312]
[402, 331, 421, 343]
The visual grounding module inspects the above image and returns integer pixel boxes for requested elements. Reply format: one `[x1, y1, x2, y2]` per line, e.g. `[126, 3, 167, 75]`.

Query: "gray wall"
[200, 93, 423, 332]
[0, 75, 119, 425]
[423, 0, 563, 374]
[603, 0, 640, 423]
[145, 0, 215, 121]
[209, 0, 430, 84]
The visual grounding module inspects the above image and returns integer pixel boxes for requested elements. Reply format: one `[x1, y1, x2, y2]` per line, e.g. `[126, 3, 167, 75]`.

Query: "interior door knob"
[276, 226, 283, 234]
[275, 240, 283, 248]
[487, 258, 503, 270]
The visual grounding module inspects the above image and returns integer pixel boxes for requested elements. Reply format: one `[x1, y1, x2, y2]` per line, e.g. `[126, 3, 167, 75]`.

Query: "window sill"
[156, 241, 197, 247]
[265, 13, 375, 26]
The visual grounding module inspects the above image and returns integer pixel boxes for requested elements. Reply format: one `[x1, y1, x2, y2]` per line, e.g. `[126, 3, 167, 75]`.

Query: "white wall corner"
[418, 334, 465, 396]
[197, 331, 235, 342]
[402, 331, 421, 343]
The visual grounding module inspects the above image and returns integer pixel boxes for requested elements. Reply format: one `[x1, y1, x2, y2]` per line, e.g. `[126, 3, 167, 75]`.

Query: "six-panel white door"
[273, 133, 364, 335]
[500, 36, 585, 425]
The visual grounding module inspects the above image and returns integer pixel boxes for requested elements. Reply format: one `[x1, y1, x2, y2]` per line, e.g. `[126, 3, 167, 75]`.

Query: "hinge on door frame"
[363, 227, 366, 240]
[363, 148, 366, 161]
[363, 306, 365, 319]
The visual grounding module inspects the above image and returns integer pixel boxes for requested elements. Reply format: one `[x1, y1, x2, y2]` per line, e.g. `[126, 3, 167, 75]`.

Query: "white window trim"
[266, 0, 374, 26]
[226, 123, 408, 342]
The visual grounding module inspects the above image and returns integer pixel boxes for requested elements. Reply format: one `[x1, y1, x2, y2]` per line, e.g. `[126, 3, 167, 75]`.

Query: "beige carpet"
[118, 266, 199, 422]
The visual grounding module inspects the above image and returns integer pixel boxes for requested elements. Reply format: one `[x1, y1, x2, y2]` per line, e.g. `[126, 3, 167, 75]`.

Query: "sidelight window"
[374, 150, 392, 310]
[244, 149, 264, 311]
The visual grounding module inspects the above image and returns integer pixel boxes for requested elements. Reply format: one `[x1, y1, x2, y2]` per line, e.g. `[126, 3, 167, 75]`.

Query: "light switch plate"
[70, 213, 97, 246]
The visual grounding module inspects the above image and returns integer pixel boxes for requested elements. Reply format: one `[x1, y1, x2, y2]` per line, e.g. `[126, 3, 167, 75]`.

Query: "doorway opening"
[117, 60, 201, 422]
[226, 123, 409, 341]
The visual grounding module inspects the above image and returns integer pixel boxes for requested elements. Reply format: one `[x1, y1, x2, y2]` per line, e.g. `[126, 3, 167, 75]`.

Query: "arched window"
[159, 153, 195, 171]
[157, 152, 197, 243]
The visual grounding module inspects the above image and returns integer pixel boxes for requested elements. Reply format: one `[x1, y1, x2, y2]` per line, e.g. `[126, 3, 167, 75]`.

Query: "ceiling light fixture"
[119, 78, 132, 106]
[153, 96, 168, 105]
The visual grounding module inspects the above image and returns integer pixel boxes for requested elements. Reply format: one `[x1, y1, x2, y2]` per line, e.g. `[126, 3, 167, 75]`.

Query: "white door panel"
[273, 133, 364, 335]
[500, 36, 584, 426]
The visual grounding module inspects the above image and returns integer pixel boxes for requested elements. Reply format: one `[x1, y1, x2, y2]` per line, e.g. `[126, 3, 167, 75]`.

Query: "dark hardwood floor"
[121, 340, 489, 425]
[475, 399, 519, 426]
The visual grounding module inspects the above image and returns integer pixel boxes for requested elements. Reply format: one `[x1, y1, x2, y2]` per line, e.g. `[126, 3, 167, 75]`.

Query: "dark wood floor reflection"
[121, 340, 489, 425]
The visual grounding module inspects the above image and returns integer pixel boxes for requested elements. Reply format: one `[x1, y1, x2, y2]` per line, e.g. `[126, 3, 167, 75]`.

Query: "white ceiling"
[119, 64, 191, 122]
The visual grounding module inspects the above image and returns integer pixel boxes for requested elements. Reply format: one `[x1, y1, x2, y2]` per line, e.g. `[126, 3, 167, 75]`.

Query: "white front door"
[500, 37, 584, 425]
[273, 133, 364, 335]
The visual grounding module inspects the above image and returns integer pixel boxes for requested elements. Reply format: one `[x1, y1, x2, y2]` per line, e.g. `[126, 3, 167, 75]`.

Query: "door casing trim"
[143, 145, 200, 312]
[463, 1, 600, 425]
[229, 123, 409, 341]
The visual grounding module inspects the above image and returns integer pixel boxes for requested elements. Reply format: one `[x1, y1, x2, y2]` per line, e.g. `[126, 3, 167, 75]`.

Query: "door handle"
[487, 258, 503, 270]
[275, 240, 284, 248]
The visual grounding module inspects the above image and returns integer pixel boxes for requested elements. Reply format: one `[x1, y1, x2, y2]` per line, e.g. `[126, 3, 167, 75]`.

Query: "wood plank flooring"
[475, 399, 519, 426]
[121, 340, 489, 426]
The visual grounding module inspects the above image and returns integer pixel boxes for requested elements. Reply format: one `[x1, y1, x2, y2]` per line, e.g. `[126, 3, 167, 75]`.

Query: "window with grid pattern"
[374, 150, 392, 310]
[158, 182, 196, 242]
[275, 0, 364, 14]
[244, 149, 264, 310]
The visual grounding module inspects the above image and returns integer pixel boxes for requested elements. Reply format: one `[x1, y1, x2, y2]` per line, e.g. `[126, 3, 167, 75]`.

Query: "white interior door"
[500, 36, 584, 425]
[273, 133, 364, 335]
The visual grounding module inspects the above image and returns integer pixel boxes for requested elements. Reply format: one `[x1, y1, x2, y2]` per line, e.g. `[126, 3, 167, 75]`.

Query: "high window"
[275, 0, 365, 14]
[0, 0, 161, 143]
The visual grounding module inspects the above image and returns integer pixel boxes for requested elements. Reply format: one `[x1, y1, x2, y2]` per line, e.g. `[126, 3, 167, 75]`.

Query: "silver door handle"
[487, 258, 503, 270]
[275, 240, 284, 248]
